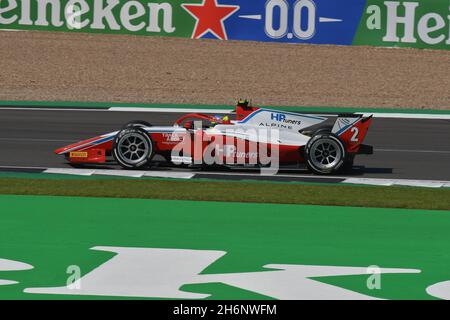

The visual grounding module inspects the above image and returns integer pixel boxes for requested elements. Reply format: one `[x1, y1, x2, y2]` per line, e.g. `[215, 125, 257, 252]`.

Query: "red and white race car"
[55, 100, 373, 174]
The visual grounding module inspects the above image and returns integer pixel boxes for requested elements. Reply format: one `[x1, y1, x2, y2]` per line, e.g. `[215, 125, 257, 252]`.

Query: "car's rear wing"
[332, 114, 373, 154]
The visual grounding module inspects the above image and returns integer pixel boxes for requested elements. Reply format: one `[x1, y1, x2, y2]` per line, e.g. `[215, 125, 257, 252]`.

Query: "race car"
[55, 100, 373, 175]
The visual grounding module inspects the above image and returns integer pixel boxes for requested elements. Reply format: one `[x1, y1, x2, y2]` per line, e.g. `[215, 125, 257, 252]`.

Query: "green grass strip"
[0, 178, 448, 210]
[1, 100, 449, 114]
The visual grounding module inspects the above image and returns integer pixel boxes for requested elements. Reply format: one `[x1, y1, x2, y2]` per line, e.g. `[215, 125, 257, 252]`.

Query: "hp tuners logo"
[271, 113, 286, 122]
[264, 0, 343, 40]
[271, 113, 302, 125]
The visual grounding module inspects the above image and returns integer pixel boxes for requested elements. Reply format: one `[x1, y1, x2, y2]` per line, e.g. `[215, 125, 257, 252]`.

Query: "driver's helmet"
[211, 115, 231, 125]
[221, 115, 231, 124]
[237, 99, 249, 107]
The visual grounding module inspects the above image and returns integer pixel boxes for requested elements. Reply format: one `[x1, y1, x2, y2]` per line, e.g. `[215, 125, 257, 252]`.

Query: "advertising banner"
[0, 0, 448, 50]
[354, 0, 450, 50]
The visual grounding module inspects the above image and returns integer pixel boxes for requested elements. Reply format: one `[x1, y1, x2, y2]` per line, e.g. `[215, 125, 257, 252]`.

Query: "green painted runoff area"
[0, 195, 449, 299]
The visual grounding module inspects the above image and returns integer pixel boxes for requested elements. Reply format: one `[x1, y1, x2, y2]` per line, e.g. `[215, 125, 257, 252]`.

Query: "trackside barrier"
[0, 0, 448, 50]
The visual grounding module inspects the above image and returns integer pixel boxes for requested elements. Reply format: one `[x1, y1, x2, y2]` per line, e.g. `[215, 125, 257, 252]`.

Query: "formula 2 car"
[55, 100, 373, 175]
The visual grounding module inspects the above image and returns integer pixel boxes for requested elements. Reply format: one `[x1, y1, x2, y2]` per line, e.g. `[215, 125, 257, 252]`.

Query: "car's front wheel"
[305, 133, 345, 175]
[112, 127, 154, 169]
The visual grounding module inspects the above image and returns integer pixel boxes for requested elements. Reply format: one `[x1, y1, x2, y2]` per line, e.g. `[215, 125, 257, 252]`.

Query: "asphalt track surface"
[0, 108, 449, 181]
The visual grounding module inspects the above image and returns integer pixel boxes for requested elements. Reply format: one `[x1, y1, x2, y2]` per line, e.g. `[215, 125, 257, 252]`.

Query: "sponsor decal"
[217, 145, 258, 159]
[162, 132, 183, 142]
[0, 0, 178, 33]
[354, 0, 450, 49]
[259, 122, 294, 130]
[69, 151, 88, 158]
[0, 247, 424, 299]
[182, 0, 239, 40]
[270, 112, 302, 126]
[257, 113, 303, 130]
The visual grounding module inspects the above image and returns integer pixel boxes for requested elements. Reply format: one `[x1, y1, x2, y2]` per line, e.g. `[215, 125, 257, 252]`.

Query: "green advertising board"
[355, 0, 450, 50]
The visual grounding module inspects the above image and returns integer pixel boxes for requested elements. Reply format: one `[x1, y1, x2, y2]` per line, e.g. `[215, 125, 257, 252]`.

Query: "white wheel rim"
[117, 133, 151, 165]
[310, 138, 342, 170]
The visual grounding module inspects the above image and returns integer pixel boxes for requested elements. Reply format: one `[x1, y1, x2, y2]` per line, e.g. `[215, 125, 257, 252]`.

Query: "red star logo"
[182, 0, 240, 40]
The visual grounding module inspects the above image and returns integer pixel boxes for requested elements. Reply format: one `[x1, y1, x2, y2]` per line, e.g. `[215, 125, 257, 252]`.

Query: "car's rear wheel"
[305, 133, 345, 174]
[113, 127, 154, 169]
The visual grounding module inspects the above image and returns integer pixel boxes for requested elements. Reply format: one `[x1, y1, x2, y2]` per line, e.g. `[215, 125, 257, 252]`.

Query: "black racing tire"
[112, 127, 154, 169]
[121, 120, 152, 129]
[305, 133, 346, 175]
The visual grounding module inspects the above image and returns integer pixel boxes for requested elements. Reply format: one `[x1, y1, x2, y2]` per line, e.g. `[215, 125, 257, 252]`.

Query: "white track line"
[0, 29, 23, 32]
[143, 171, 195, 179]
[0, 138, 75, 142]
[109, 108, 450, 119]
[1, 165, 449, 188]
[2, 106, 449, 119]
[357, 112, 450, 120]
[0, 107, 108, 112]
[342, 178, 449, 188]
[189, 170, 341, 180]
[109, 107, 233, 114]
[44, 168, 95, 176]
[43, 168, 194, 179]
[375, 148, 450, 154]
[175, 170, 450, 188]
[93, 170, 145, 178]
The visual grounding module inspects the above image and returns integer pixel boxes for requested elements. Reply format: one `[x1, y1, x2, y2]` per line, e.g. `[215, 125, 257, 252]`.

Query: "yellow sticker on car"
[70, 152, 88, 158]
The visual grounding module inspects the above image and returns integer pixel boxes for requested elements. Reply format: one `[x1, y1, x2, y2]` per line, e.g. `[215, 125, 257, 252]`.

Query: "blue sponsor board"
[201, 0, 366, 45]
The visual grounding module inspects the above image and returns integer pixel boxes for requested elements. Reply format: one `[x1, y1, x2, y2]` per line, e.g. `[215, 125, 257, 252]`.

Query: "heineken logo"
[0, 0, 241, 39]
[365, 1, 450, 46]
[1, 246, 450, 299]
[0, 0, 347, 42]
[0, 0, 178, 33]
